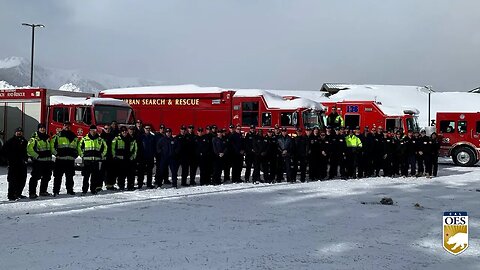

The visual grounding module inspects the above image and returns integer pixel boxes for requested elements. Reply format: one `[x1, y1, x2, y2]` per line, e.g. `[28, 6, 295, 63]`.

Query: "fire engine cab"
[0, 88, 134, 140]
[436, 112, 480, 166]
[99, 85, 325, 133]
[321, 101, 420, 133]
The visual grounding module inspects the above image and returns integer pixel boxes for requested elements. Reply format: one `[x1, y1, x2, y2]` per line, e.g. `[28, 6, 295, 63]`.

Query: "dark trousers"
[424, 155, 432, 176]
[318, 155, 328, 180]
[293, 156, 307, 182]
[138, 158, 155, 187]
[82, 160, 101, 193]
[308, 154, 320, 180]
[329, 154, 346, 178]
[53, 159, 75, 193]
[126, 160, 136, 189]
[244, 153, 254, 181]
[383, 155, 393, 177]
[180, 158, 189, 185]
[198, 155, 211, 185]
[115, 159, 128, 189]
[103, 158, 116, 188]
[277, 155, 292, 182]
[7, 162, 27, 199]
[231, 153, 243, 183]
[223, 154, 232, 181]
[253, 154, 268, 183]
[431, 155, 439, 176]
[159, 157, 178, 187]
[213, 156, 225, 185]
[29, 160, 52, 195]
[392, 156, 401, 176]
[417, 154, 425, 174]
[189, 158, 198, 185]
[402, 155, 416, 176]
[155, 154, 169, 185]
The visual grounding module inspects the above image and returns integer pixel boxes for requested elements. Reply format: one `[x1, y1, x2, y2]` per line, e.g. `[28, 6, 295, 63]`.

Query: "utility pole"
[22, 23, 45, 86]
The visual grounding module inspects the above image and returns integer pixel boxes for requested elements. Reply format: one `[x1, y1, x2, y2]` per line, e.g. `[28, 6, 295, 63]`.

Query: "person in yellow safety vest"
[327, 106, 345, 130]
[78, 125, 107, 195]
[27, 123, 53, 199]
[112, 126, 138, 191]
[345, 126, 363, 179]
[50, 121, 78, 196]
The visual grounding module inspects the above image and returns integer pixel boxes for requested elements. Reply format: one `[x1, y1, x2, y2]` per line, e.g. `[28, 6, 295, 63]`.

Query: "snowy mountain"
[0, 56, 162, 93]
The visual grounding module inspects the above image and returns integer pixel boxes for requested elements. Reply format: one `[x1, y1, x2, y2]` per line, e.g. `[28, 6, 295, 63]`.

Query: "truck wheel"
[452, 147, 476, 167]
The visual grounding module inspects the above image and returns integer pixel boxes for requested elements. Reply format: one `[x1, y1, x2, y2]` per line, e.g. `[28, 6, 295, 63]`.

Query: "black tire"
[452, 147, 477, 167]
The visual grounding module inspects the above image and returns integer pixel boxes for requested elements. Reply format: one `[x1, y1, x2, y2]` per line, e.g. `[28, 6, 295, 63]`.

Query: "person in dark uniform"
[101, 124, 116, 190]
[429, 132, 440, 177]
[155, 124, 170, 186]
[373, 127, 384, 177]
[358, 126, 374, 178]
[78, 125, 107, 194]
[265, 129, 277, 183]
[195, 127, 211, 185]
[223, 125, 235, 182]
[416, 129, 429, 177]
[212, 128, 228, 185]
[229, 124, 244, 183]
[138, 124, 156, 188]
[308, 127, 320, 181]
[176, 125, 190, 187]
[318, 130, 330, 180]
[157, 128, 180, 188]
[3, 127, 28, 201]
[243, 125, 257, 183]
[126, 126, 138, 190]
[51, 121, 78, 196]
[110, 121, 120, 137]
[27, 123, 53, 198]
[293, 128, 308, 182]
[277, 127, 294, 182]
[206, 125, 216, 183]
[392, 131, 403, 176]
[252, 130, 268, 183]
[186, 124, 198, 186]
[329, 127, 347, 179]
[112, 127, 131, 190]
[401, 130, 416, 177]
[382, 132, 396, 177]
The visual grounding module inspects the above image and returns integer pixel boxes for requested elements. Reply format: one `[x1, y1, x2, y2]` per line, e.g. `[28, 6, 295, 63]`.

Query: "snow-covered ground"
[0, 162, 478, 270]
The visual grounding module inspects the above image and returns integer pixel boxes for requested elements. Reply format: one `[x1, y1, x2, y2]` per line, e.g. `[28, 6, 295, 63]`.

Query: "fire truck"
[436, 112, 480, 166]
[0, 88, 134, 140]
[321, 101, 420, 133]
[99, 85, 325, 133]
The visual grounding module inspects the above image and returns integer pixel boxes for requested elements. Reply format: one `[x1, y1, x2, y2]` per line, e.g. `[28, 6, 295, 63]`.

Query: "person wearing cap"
[243, 125, 257, 183]
[229, 124, 244, 183]
[27, 123, 53, 198]
[176, 125, 191, 187]
[392, 131, 403, 176]
[263, 129, 277, 183]
[277, 127, 294, 182]
[293, 127, 308, 182]
[400, 130, 416, 177]
[327, 106, 345, 130]
[428, 132, 440, 177]
[126, 126, 139, 190]
[329, 126, 347, 179]
[212, 128, 228, 185]
[195, 127, 212, 185]
[372, 126, 385, 177]
[222, 124, 236, 182]
[252, 130, 267, 183]
[273, 124, 281, 138]
[138, 124, 156, 189]
[185, 124, 198, 186]
[416, 129, 431, 177]
[157, 128, 180, 188]
[357, 126, 374, 178]
[154, 124, 170, 185]
[78, 125, 107, 195]
[345, 127, 362, 179]
[381, 130, 396, 177]
[3, 127, 28, 201]
[50, 121, 79, 196]
[101, 124, 116, 190]
[112, 126, 137, 191]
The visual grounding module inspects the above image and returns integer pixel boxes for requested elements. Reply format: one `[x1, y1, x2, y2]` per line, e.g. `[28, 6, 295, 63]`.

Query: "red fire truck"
[0, 88, 134, 140]
[436, 112, 480, 166]
[99, 85, 325, 133]
[321, 101, 420, 133]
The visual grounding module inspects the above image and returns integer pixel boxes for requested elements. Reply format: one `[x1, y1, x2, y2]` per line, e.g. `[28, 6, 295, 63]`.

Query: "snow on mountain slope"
[0, 56, 163, 93]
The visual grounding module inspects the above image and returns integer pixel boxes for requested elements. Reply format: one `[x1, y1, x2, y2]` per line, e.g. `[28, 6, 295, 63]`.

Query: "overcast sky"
[1, 0, 479, 91]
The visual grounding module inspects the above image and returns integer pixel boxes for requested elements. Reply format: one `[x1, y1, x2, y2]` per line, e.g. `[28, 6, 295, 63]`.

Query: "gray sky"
[1, 0, 479, 91]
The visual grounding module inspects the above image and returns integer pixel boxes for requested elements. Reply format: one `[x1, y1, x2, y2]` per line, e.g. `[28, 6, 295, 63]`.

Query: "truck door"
[50, 106, 70, 136]
[73, 106, 92, 137]
[344, 105, 360, 128]
[241, 101, 259, 127]
[475, 121, 480, 146]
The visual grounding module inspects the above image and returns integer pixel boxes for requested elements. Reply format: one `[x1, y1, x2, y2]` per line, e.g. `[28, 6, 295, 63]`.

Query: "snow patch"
[101, 84, 225, 95]
[49, 96, 130, 107]
[59, 83, 81, 92]
[0, 56, 27, 69]
[0, 80, 15, 89]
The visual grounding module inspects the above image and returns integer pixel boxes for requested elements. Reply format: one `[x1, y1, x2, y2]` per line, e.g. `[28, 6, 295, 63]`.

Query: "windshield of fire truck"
[406, 116, 420, 132]
[302, 110, 325, 129]
[94, 105, 135, 125]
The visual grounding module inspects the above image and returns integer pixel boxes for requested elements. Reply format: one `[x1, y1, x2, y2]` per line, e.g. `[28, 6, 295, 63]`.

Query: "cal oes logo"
[443, 211, 468, 255]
